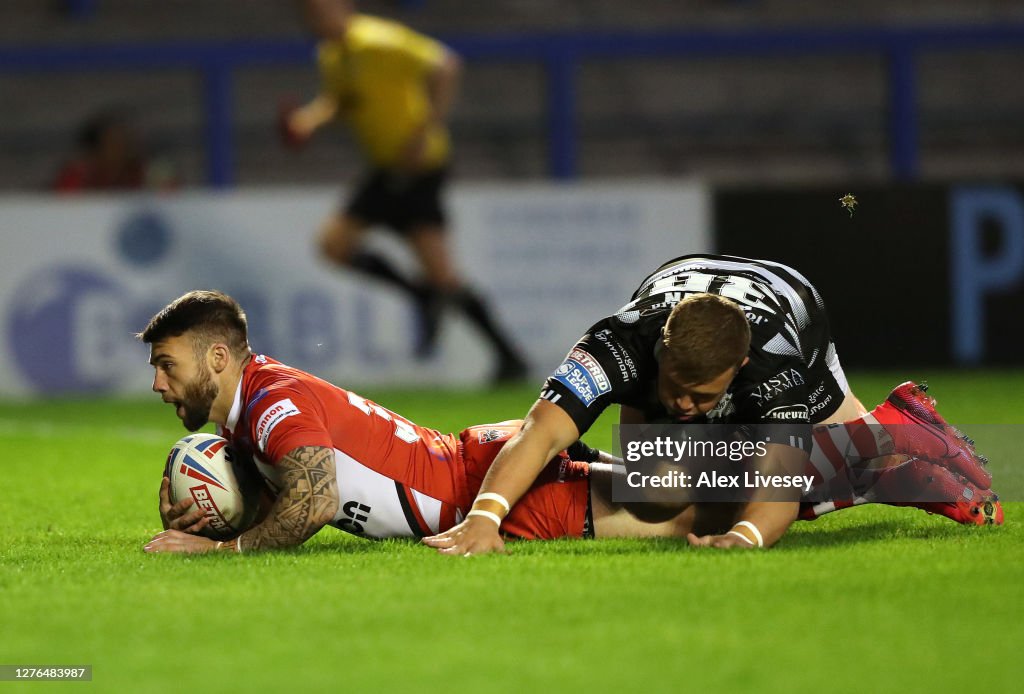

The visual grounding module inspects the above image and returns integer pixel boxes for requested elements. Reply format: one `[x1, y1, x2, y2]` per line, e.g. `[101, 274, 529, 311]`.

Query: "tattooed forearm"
[237, 446, 339, 551]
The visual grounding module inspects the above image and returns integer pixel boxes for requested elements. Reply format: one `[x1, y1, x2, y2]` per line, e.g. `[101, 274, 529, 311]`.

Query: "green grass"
[1, 371, 1022, 693]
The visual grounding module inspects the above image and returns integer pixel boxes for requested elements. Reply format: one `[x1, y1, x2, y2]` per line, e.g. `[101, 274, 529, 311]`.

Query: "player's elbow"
[313, 487, 340, 530]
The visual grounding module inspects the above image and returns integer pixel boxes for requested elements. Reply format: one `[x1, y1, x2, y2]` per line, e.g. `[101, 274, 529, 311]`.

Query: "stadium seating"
[1, 0, 1023, 188]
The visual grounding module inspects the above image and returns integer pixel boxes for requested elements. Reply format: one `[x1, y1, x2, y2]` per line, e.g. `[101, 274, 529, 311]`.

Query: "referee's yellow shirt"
[317, 14, 451, 169]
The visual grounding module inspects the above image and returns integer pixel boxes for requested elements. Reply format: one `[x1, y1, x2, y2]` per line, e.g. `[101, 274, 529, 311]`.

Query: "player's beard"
[179, 367, 219, 432]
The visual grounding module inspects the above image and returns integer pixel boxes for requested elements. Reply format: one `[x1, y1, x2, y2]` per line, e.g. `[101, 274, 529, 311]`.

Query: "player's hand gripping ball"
[165, 434, 261, 540]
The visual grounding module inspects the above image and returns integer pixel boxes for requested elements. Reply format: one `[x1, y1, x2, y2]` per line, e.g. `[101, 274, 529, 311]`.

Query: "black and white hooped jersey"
[540, 254, 835, 438]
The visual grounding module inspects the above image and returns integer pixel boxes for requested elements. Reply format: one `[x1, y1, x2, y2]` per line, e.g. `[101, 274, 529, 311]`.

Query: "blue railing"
[4, 23, 1024, 187]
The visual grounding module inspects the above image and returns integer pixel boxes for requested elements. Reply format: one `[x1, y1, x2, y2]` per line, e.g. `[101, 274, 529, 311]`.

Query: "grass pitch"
[1, 371, 1022, 693]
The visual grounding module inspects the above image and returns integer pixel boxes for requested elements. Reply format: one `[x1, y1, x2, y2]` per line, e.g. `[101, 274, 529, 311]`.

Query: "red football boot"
[870, 381, 992, 489]
[872, 457, 1003, 526]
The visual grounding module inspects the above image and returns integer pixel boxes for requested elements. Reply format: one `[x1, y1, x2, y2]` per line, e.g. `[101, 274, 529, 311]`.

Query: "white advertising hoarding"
[0, 182, 708, 396]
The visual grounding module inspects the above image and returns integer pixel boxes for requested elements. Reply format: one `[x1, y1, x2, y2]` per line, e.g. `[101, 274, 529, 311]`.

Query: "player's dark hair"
[661, 293, 750, 384]
[137, 290, 250, 357]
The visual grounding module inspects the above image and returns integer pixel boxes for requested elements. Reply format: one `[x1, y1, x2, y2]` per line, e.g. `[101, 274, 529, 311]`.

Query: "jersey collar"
[225, 376, 243, 433]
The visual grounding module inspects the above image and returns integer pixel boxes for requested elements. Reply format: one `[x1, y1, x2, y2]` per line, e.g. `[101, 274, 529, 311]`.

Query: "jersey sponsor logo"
[476, 428, 509, 444]
[749, 369, 805, 405]
[337, 500, 372, 535]
[551, 348, 611, 407]
[255, 398, 300, 451]
[594, 329, 638, 380]
[809, 382, 835, 417]
[808, 383, 826, 402]
[764, 404, 810, 422]
[809, 395, 834, 417]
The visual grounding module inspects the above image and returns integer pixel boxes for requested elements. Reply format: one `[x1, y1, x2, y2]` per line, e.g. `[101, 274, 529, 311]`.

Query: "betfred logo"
[569, 349, 610, 392]
[189, 484, 230, 531]
[256, 398, 300, 451]
[551, 348, 611, 407]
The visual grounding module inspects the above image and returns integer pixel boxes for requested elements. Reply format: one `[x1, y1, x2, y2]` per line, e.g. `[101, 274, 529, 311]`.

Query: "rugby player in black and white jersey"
[424, 254, 999, 555]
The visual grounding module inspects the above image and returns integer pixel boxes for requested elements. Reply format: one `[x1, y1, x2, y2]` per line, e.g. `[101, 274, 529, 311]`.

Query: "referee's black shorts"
[345, 167, 448, 235]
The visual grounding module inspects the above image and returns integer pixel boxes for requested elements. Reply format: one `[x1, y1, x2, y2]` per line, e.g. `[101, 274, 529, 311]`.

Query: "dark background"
[715, 185, 1024, 366]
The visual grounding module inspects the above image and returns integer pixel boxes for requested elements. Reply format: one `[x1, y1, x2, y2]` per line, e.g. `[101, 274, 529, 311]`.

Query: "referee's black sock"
[347, 250, 420, 298]
[447, 287, 528, 380]
[349, 251, 443, 358]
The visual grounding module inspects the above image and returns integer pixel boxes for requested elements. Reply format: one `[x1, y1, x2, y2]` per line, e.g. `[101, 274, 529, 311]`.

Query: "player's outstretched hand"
[686, 532, 758, 550]
[144, 529, 221, 554]
[159, 476, 211, 534]
[422, 516, 506, 556]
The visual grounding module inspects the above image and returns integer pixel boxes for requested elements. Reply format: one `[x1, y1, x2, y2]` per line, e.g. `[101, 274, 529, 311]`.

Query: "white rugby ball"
[164, 433, 260, 540]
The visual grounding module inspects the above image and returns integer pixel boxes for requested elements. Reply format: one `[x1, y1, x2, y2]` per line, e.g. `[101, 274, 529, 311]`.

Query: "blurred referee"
[281, 0, 528, 382]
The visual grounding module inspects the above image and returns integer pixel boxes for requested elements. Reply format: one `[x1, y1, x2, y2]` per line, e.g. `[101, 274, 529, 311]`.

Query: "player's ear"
[208, 342, 231, 373]
[740, 356, 750, 369]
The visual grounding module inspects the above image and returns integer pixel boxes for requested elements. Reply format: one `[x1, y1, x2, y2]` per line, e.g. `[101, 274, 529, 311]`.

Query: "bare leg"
[318, 211, 368, 266]
[407, 224, 460, 290]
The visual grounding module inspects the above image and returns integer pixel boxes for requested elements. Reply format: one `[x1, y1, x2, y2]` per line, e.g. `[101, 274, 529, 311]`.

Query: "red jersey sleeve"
[246, 381, 334, 465]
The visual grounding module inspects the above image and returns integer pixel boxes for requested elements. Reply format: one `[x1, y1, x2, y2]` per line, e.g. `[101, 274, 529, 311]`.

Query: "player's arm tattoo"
[238, 446, 339, 551]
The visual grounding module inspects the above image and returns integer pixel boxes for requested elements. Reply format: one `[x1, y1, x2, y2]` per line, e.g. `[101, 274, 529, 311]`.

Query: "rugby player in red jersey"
[140, 290, 689, 554]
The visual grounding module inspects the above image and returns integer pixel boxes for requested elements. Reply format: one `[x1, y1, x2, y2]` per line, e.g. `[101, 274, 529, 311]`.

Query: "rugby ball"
[165, 433, 260, 540]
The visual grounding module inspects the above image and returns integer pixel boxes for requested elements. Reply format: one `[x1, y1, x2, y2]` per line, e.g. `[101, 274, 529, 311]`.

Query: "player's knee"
[318, 214, 364, 266]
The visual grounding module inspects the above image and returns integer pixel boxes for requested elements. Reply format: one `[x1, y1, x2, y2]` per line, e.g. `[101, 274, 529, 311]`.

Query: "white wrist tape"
[733, 520, 764, 547]
[474, 492, 510, 514]
[726, 531, 755, 546]
[467, 509, 503, 527]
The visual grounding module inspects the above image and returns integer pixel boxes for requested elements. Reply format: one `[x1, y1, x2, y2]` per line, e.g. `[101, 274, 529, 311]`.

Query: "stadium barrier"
[2, 180, 1020, 397]
[0, 182, 709, 396]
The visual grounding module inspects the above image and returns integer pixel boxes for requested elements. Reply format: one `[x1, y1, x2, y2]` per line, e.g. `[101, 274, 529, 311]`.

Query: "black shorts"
[345, 167, 448, 235]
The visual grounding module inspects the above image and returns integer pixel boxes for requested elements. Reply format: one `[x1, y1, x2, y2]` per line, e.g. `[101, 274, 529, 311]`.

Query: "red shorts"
[458, 423, 590, 540]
